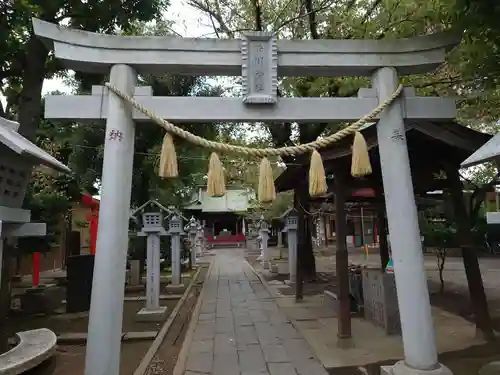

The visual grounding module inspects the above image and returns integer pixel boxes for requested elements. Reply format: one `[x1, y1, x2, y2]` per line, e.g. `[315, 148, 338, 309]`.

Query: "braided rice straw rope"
[104, 83, 403, 157]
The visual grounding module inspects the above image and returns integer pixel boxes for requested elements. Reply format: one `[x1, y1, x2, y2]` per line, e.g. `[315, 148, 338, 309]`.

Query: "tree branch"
[252, 0, 263, 31]
[304, 0, 319, 39]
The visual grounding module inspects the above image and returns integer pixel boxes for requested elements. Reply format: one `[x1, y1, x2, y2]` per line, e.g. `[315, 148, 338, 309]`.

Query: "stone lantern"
[185, 216, 198, 267]
[130, 200, 169, 321]
[0, 116, 70, 283]
[259, 217, 271, 269]
[195, 220, 205, 258]
[167, 214, 185, 291]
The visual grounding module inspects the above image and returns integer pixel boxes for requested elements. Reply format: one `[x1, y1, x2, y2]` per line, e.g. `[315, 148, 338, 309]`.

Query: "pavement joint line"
[133, 264, 205, 375]
[244, 256, 330, 374]
[172, 259, 215, 375]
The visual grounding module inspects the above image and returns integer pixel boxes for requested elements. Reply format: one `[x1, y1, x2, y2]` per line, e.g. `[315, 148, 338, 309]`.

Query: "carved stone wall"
[362, 268, 401, 335]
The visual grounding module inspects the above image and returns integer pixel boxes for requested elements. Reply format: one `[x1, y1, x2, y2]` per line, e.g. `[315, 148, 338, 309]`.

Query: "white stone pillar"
[260, 228, 270, 269]
[196, 225, 204, 257]
[85, 64, 136, 375]
[242, 218, 246, 236]
[171, 234, 182, 286]
[136, 233, 167, 322]
[146, 234, 161, 310]
[288, 228, 297, 283]
[189, 231, 197, 267]
[374, 67, 450, 375]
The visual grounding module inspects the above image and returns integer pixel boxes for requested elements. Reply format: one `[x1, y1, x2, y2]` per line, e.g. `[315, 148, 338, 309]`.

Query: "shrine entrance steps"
[179, 247, 328, 375]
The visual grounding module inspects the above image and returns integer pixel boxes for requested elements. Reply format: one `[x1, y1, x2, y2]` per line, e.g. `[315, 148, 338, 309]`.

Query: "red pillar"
[89, 209, 99, 255]
[33, 252, 40, 287]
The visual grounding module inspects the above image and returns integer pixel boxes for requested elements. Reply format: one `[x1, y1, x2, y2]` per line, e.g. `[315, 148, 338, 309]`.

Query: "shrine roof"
[461, 131, 500, 168]
[275, 121, 491, 193]
[0, 117, 71, 173]
[184, 186, 256, 213]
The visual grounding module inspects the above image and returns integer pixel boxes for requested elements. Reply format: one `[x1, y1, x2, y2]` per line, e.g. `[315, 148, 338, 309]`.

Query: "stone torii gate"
[32, 18, 458, 375]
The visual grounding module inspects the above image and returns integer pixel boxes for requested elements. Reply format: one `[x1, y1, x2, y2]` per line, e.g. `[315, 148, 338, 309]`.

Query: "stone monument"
[33, 18, 459, 375]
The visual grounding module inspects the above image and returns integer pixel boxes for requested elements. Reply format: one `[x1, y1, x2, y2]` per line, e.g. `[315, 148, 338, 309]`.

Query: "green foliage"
[422, 221, 456, 249]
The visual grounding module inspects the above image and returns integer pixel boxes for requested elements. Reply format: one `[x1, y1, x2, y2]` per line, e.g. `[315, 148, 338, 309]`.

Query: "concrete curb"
[172, 259, 215, 375]
[133, 265, 204, 375]
[57, 331, 159, 344]
[244, 258, 284, 299]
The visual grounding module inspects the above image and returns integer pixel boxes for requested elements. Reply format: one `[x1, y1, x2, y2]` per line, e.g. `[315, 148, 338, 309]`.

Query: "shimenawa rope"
[104, 83, 403, 201]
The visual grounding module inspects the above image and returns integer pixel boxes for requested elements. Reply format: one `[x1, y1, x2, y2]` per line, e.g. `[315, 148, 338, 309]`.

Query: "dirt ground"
[25, 342, 153, 375]
[144, 265, 208, 375]
[9, 265, 207, 375]
[8, 299, 179, 335]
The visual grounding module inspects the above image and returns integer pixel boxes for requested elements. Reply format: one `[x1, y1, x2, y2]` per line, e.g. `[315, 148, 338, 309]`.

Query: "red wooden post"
[90, 209, 99, 255]
[33, 252, 40, 287]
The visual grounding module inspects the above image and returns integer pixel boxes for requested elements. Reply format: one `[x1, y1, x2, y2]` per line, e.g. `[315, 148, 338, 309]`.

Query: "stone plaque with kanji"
[241, 32, 277, 104]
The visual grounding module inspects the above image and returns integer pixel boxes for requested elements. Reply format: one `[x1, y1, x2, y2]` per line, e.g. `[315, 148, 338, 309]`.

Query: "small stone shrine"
[130, 200, 170, 321]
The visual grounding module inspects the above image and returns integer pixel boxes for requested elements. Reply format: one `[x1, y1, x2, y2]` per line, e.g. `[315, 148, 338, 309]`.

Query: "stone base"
[479, 361, 500, 375]
[381, 361, 453, 375]
[284, 279, 295, 286]
[136, 306, 168, 322]
[165, 284, 185, 294]
[270, 264, 278, 273]
[261, 261, 270, 269]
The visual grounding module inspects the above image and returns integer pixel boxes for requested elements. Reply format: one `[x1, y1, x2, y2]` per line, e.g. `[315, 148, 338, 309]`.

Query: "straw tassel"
[351, 131, 372, 177]
[258, 157, 276, 204]
[207, 152, 226, 197]
[309, 150, 327, 197]
[158, 133, 178, 178]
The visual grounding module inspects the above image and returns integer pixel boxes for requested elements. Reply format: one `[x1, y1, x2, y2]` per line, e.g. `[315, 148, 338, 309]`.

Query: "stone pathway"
[184, 248, 328, 375]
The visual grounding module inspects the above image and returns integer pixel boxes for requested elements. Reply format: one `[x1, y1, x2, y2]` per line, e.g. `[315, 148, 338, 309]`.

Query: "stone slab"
[123, 331, 158, 340]
[381, 361, 453, 375]
[165, 284, 185, 294]
[135, 306, 168, 322]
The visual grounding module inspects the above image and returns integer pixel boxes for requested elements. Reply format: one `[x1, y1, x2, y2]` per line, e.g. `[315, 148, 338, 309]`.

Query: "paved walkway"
[184, 248, 328, 375]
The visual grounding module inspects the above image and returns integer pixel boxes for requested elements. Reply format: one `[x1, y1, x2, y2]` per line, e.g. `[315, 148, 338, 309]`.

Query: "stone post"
[85, 64, 136, 375]
[260, 219, 270, 269]
[129, 260, 140, 286]
[136, 212, 168, 322]
[374, 67, 451, 375]
[286, 213, 298, 283]
[187, 216, 198, 267]
[195, 221, 204, 258]
[166, 215, 185, 293]
[145, 235, 161, 309]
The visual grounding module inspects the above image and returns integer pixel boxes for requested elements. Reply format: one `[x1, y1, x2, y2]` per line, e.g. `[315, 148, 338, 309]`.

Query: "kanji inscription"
[241, 32, 277, 104]
[108, 129, 123, 142]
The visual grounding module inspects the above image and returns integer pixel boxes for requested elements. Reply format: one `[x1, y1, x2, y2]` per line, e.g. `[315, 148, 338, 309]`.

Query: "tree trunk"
[17, 36, 49, 141]
[294, 183, 316, 280]
[445, 165, 495, 341]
